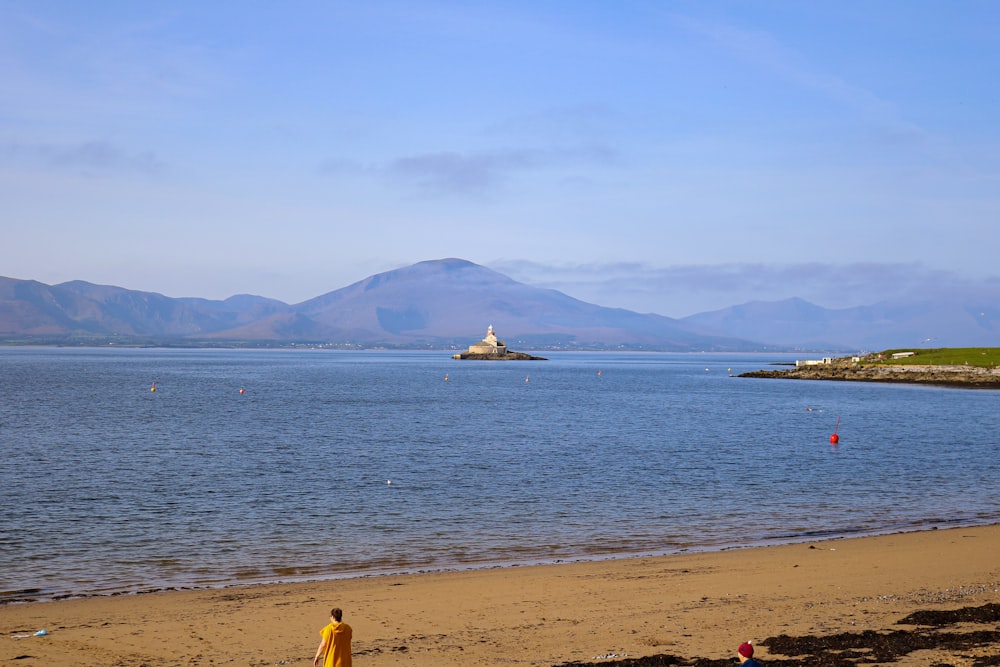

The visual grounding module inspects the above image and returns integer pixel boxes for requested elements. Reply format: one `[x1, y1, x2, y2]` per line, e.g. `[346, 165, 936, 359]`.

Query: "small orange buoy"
[150, 382, 156, 393]
[239, 387, 245, 395]
[829, 433, 839, 444]
[444, 374, 449, 381]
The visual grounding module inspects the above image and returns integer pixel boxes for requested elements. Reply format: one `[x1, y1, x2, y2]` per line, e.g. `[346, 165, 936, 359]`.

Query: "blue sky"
[2, 1, 998, 316]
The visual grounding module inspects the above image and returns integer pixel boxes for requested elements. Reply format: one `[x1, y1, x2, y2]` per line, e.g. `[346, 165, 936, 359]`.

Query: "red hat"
[738, 641, 754, 658]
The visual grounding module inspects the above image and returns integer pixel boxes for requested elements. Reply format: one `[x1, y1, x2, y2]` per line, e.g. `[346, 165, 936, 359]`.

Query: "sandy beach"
[3, 525, 999, 666]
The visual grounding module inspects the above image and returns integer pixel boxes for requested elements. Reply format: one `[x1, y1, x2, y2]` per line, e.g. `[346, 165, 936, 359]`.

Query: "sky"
[1, 1, 998, 317]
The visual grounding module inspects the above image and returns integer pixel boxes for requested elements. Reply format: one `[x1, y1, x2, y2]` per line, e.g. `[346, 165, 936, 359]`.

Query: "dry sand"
[3, 525, 999, 666]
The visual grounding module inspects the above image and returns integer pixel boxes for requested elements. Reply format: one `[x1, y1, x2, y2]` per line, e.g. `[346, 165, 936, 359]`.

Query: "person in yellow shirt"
[313, 607, 353, 667]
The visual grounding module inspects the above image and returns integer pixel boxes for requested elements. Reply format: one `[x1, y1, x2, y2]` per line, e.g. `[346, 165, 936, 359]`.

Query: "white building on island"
[466, 324, 507, 355]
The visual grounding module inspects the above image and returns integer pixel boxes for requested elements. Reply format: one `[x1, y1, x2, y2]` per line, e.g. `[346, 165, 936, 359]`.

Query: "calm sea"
[1, 348, 998, 602]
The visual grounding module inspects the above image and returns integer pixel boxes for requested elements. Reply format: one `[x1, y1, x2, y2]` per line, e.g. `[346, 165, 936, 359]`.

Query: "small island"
[740, 348, 1000, 388]
[453, 325, 546, 360]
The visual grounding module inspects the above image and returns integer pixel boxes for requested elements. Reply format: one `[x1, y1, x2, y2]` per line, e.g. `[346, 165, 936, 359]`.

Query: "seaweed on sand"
[553, 603, 1000, 667]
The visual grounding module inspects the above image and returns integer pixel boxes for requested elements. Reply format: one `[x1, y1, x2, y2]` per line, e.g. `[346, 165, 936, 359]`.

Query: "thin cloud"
[317, 157, 371, 176]
[0, 139, 167, 176]
[676, 15, 895, 121]
[318, 143, 619, 196]
[490, 260, 997, 316]
[673, 13, 977, 174]
[389, 149, 539, 194]
[484, 104, 622, 142]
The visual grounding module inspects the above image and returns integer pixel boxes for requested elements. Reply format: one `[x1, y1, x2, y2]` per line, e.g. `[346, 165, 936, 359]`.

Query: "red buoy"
[829, 433, 839, 444]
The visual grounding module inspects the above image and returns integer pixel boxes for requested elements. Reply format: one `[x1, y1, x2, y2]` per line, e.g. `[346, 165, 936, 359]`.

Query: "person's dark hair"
[330, 608, 343, 622]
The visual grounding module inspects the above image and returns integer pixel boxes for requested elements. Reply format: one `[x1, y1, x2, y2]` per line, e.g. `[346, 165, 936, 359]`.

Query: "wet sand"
[3, 525, 999, 666]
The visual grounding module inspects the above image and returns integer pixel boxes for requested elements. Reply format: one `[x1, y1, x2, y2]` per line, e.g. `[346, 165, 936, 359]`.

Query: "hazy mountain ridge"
[681, 296, 1000, 350]
[0, 260, 997, 350]
[289, 259, 753, 349]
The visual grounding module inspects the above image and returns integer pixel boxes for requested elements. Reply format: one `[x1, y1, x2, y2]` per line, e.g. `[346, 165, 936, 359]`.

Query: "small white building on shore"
[795, 357, 834, 367]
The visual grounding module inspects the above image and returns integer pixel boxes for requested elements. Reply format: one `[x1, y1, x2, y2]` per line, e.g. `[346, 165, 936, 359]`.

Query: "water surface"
[1, 348, 997, 601]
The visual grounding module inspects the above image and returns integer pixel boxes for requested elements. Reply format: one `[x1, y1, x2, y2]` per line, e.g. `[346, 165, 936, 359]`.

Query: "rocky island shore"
[452, 324, 547, 360]
[741, 357, 1000, 388]
[453, 350, 547, 360]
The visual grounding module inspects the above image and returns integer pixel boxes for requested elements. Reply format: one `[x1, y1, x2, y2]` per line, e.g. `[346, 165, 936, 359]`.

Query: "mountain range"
[1, 258, 996, 351]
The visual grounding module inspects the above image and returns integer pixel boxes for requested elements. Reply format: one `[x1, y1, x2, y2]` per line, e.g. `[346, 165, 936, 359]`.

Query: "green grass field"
[871, 348, 1000, 368]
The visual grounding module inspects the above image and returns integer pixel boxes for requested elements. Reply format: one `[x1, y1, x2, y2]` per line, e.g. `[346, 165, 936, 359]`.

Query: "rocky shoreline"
[452, 351, 547, 360]
[740, 361, 1000, 388]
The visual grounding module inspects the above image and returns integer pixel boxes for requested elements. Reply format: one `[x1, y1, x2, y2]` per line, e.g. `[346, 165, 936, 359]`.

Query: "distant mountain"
[0, 276, 290, 340]
[1, 260, 997, 350]
[680, 296, 1000, 350]
[284, 258, 755, 349]
[0, 260, 760, 350]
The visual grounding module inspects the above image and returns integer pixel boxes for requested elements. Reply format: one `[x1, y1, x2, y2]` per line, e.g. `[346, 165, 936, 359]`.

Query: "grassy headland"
[867, 347, 1000, 368]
